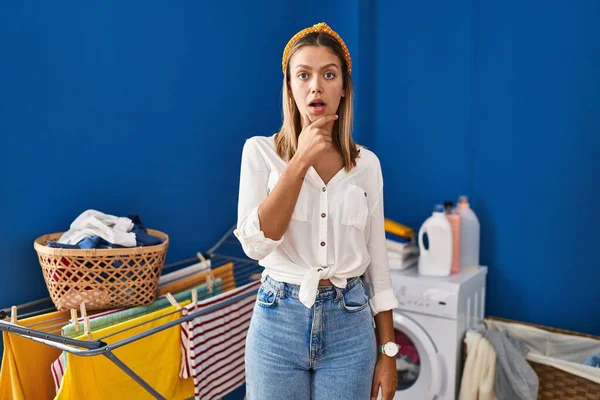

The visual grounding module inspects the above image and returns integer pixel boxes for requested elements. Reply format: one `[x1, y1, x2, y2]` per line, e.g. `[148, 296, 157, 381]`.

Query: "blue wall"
[376, 0, 600, 335]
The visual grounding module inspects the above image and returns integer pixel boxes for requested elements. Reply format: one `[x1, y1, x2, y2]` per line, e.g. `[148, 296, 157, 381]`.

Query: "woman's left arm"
[367, 213, 399, 400]
[371, 310, 397, 400]
[363, 158, 400, 400]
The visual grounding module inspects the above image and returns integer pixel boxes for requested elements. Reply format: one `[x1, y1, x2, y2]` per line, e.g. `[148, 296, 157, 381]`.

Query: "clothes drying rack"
[0, 224, 261, 400]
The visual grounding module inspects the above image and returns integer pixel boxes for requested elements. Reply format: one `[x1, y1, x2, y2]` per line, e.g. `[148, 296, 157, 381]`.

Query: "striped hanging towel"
[180, 280, 260, 400]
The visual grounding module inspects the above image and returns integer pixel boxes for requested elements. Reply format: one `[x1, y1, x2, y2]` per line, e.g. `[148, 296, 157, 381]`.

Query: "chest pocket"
[267, 171, 308, 222]
[341, 183, 370, 231]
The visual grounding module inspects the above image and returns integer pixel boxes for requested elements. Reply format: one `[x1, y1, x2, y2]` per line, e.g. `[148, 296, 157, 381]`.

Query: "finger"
[310, 114, 338, 128]
[382, 388, 393, 400]
[302, 113, 311, 129]
[370, 381, 380, 400]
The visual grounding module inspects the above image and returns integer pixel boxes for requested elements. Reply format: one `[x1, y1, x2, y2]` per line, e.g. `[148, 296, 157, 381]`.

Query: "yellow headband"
[282, 22, 352, 74]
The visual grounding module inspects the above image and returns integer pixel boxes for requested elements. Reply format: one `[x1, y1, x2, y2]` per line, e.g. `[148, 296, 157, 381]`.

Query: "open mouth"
[309, 101, 326, 113]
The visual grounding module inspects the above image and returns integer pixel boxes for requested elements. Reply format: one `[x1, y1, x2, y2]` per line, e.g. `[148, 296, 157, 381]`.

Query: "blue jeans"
[245, 275, 378, 400]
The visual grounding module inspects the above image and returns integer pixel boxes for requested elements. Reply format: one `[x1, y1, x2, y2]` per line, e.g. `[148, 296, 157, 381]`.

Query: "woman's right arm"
[234, 138, 308, 260]
[257, 156, 309, 241]
[235, 114, 337, 260]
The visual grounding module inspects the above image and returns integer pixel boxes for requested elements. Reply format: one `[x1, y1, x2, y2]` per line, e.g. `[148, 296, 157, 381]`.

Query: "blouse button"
[320, 241, 326, 247]
[364, 192, 367, 197]
[321, 213, 326, 218]
[322, 187, 327, 192]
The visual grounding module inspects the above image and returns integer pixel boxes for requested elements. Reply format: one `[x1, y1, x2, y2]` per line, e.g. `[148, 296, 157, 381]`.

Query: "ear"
[341, 88, 345, 97]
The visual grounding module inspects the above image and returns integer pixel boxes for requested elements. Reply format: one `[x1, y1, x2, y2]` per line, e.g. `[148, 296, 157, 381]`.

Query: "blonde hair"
[275, 32, 360, 171]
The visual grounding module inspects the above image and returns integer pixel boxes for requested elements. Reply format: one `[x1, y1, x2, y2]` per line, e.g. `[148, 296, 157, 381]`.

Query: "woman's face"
[288, 45, 345, 120]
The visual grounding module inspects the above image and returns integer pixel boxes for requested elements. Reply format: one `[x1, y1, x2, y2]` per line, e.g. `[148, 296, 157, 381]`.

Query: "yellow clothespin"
[79, 302, 91, 340]
[10, 306, 17, 324]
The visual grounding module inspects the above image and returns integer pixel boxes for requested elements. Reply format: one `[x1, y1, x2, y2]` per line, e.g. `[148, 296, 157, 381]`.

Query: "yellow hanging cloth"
[0, 310, 71, 400]
[55, 302, 193, 400]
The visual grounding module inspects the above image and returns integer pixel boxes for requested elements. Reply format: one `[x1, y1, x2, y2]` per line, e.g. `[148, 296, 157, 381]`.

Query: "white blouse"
[234, 135, 399, 316]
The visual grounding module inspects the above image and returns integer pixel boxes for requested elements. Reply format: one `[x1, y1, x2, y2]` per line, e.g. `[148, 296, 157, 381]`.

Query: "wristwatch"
[379, 341, 400, 357]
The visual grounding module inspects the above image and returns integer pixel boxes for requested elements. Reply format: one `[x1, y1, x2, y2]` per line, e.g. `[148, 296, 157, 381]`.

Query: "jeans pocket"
[256, 284, 278, 308]
[340, 279, 370, 313]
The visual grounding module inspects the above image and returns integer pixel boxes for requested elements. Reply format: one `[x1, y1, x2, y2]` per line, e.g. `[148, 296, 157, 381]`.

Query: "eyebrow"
[295, 63, 340, 70]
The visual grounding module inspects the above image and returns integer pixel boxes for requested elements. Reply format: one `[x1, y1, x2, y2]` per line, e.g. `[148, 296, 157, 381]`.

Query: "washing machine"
[380, 266, 487, 400]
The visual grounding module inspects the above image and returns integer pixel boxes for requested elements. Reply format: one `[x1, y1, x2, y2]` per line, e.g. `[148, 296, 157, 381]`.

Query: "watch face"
[384, 342, 398, 356]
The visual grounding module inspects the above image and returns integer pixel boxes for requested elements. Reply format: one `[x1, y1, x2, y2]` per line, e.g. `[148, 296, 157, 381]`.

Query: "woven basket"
[486, 316, 600, 400]
[34, 230, 169, 311]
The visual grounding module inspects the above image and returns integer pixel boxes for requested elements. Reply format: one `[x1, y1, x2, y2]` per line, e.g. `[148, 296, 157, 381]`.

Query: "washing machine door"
[388, 312, 444, 400]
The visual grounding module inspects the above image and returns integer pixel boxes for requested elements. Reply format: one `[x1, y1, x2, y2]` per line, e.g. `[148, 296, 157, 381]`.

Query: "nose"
[310, 76, 323, 94]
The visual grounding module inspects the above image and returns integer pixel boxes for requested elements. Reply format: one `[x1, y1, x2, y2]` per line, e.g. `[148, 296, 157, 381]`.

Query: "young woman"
[235, 22, 400, 400]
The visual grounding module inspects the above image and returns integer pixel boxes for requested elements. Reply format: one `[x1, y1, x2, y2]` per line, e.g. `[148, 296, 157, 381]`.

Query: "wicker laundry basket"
[34, 230, 169, 311]
[485, 316, 600, 400]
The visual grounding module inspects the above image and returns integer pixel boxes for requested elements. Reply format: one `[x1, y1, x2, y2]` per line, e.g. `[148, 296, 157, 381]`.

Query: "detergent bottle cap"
[457, 195, 470, 209]
[443, 201, 454, 213]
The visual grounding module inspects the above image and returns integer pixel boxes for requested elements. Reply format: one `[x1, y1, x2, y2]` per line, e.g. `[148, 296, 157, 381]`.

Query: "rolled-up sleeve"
[364, 165, 400, 316]
[233, 138, 283, 260]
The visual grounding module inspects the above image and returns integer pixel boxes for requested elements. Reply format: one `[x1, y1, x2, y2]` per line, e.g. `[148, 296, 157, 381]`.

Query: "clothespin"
[191, 289, 198, 311]
[71, 309, 80, 333]
[196, 252, 208, 267]
[249, 273, 262, 281]
[197, 252, 215, 294]
[165, 293, 182, 310]
[206, 274, 214, 294]
[79, 302, 91, 340]
[10, 306, 17, 324]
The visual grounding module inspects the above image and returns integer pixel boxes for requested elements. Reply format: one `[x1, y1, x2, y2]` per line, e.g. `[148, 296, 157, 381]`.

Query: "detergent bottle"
[456, 195, 480, 268]
[418, 205, 453, 277]
[444, 201, 462, 274]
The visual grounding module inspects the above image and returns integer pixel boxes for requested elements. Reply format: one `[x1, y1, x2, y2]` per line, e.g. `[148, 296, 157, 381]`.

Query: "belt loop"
[334, 287, 343, 301]
[278, 281, 286, 299]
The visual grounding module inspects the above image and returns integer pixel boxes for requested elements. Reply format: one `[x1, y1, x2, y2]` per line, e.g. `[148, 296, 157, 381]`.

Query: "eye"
[298, 72, 308, 80]
[324, 72, 335, 80]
